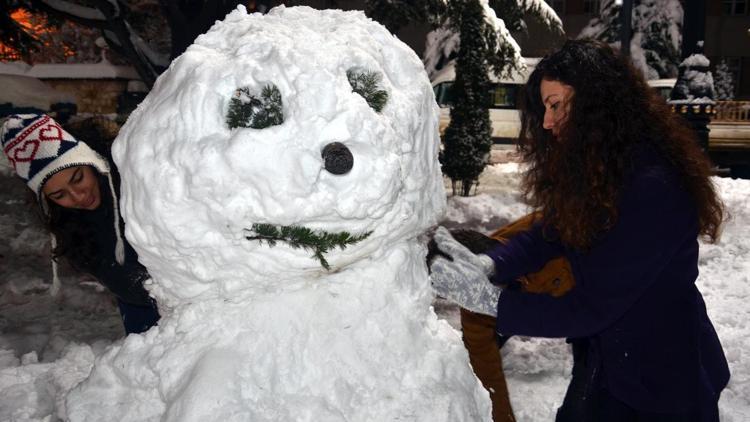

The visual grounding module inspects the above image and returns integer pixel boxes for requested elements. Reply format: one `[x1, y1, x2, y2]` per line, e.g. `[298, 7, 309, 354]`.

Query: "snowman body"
[66, 6, 490, 421]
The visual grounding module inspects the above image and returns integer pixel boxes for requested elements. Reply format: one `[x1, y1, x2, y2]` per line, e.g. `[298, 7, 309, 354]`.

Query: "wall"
[43, 79, 129, 114]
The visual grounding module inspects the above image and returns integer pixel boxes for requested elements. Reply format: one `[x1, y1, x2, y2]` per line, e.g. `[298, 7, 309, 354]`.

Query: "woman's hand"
[429, 226, 501, 317]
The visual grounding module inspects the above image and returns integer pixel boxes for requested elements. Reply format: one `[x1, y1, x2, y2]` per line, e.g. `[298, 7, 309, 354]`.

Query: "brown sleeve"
[488, 213, 575, 297]
[460, 308, 516, 422]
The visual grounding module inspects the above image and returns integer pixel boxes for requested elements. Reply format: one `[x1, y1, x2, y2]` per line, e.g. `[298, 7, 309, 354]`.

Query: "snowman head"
[113, 6, 445, 305]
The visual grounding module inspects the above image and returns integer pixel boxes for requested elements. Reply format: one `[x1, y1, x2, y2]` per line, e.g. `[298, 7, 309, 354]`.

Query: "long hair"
[47, 194, 106, 272]
[519, 39, 723, 250]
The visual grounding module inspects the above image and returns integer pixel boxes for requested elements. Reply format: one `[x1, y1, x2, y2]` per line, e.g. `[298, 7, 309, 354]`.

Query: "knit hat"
[1, 114, 125, 289]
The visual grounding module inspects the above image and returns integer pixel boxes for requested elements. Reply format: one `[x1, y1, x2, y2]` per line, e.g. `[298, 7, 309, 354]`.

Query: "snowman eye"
[346, 69, 388, 112]
[226, 84, 284, 129]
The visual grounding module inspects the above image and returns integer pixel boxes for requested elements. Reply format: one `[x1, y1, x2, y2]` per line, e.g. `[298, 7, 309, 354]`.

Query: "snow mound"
[66, 6, 490, 421]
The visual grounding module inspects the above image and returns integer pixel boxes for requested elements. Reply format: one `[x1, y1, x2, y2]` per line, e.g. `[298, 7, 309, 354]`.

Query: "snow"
[1, 6, 749, 422]
[75, 5, 487, 421]
[683, 53, 711, 68]
[0, 74, 76, 111]
[670, 53, 717, 104]
[2, 158, 750, 420]
[423, 0, 524, 79]
[517, 0, 563, 31]
[578, 0, 683, 79]
[40, 0, 106, 21]
[0, 60, 139, 80]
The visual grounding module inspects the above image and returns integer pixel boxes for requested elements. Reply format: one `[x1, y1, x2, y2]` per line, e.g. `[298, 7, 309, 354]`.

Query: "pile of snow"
[0, 60, 139, 80]
[66, 6, 489, 421]
[0, 74, 76, 112]
[1, 161, 750, 420]
[670, 54, 717, 104]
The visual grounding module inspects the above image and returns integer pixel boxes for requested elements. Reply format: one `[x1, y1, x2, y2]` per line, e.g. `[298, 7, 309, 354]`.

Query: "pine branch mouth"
[244, 223, 372, 270]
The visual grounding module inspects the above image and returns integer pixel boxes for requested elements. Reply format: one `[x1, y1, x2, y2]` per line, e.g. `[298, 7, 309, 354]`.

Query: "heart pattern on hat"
[39, 123, 64, 142]
[2, 114, 110, 198]
[11, 139, 40, 163]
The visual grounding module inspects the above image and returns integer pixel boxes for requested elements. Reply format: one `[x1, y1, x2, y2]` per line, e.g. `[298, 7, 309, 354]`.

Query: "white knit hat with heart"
[1, 114, 125, 278]
[1, 114, 111, 201]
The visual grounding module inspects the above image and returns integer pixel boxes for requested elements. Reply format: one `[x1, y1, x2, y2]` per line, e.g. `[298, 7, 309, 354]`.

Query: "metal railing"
[714, 101, 750, 122]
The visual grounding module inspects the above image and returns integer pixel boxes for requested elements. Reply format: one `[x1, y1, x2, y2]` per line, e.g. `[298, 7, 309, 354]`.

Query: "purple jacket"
[486, 149, 729, 418]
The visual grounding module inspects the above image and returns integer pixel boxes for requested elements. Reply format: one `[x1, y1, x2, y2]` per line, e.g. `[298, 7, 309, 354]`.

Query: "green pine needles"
[347, 69, 389, 112]
[226, 84, 284, 129]
[441, 0, 493, 197]
[245, 223, 372, 270]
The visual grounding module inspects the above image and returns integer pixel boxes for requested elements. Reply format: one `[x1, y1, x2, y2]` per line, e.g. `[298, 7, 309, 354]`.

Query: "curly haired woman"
[2, 114, 159, 335]
[430, 40, 729, 421]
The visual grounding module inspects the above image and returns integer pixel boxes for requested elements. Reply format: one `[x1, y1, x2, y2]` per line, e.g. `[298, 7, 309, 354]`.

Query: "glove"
[429, 226, 501, 317]
[426, 228, 500, 267]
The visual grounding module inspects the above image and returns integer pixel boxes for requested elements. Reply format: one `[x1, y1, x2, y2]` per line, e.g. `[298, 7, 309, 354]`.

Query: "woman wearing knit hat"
[1, 113, 159, 335]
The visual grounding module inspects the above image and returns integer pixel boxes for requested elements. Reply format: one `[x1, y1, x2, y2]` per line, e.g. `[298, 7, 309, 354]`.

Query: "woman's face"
[540, 78, 574, 138]
[42, 165, 101, 210]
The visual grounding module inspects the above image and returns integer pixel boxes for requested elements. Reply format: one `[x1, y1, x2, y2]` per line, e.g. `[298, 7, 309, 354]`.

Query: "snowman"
[66, 6, 491, 421]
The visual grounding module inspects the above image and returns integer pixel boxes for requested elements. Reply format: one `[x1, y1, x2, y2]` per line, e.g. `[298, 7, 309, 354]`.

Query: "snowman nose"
[322, 142, 353, 175]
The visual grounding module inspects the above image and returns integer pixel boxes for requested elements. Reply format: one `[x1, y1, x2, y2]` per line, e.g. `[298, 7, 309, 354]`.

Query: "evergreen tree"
[714, 60, 736, 101]
[364, 0, 446, 34]
[441, 0, 493, 196]
[489, 0, 562, 33]
[578, 0, 683, 79]
[422, 0, 562, 79]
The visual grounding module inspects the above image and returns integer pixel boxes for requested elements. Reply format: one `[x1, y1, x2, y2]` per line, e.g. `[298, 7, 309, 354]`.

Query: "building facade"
[528, 0, 750, 99]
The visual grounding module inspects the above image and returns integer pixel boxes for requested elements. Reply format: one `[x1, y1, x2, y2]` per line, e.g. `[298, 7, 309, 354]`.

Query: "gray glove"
[429, 226, 501, 317]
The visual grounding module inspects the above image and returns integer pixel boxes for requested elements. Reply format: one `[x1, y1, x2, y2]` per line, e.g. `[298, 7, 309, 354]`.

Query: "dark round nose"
[322, 142, 353, 175]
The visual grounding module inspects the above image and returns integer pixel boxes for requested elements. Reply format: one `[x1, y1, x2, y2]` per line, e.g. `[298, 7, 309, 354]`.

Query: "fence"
[714, 101, 750, 122]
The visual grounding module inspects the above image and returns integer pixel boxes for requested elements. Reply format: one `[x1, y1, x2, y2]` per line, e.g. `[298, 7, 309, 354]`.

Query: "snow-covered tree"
[17, 10, 102, 63]
[5, 0, 170, 86]
[423, 0, 563, 79]
[0, 0, 48, 58]
[670, 52, 715, 103]
[364, 0, 446, 34]
[1, 0, 267, 87]
[489, 0, 562, 32]
[714, 59, 736, 101]
[578, 0, 683, 80]
[440, 0, 494, 196]
[418, 0, 561, 195]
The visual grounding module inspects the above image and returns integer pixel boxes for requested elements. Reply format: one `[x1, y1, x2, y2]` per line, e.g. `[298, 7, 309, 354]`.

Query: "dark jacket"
[485, 148, 729, 419]
[60, 169, 153, 307]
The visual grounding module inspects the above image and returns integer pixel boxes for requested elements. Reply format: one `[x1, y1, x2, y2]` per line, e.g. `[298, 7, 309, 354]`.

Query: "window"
[723, 0, 747, 15]
[433, 82, 454, 106]
[489, 84, 520, 109]
[584, 0, 600, 14]
[545, 0, 565, 14]
[433, 82, 521, 109]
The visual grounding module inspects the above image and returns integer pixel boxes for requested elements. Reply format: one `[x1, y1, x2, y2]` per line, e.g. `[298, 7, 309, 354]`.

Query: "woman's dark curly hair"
[519, 39, 723, 250]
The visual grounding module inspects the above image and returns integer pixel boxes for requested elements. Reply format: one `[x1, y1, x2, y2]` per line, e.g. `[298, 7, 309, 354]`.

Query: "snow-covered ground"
[1, 163, 749, 421]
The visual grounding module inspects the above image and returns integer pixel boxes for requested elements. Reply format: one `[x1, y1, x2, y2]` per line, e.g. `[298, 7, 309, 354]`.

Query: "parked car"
[0, 74, 77, 122]
[432, 58, 537, 142]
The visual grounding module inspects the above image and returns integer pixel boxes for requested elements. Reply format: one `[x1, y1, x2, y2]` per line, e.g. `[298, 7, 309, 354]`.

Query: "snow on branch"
[39, 0, 107, 22]
[578, 0, 682, 79]
[126, 22, 170, 68]
[423, 0, 524, 80]
[518, 0, 563, 34]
